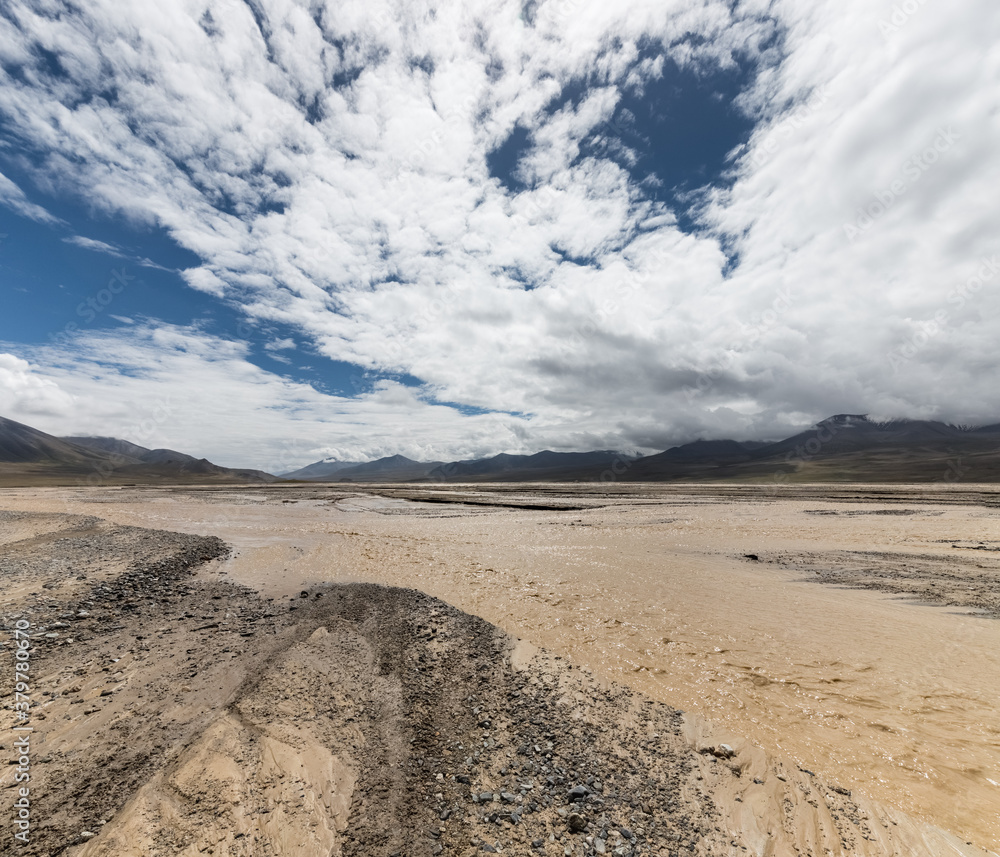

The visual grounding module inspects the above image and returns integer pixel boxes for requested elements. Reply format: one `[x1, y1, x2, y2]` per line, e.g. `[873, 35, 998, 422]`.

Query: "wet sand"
[2, 483, 999, 854]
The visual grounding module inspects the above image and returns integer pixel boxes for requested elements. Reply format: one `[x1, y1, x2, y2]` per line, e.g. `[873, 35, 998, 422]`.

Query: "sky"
[0, 0, 998, 472]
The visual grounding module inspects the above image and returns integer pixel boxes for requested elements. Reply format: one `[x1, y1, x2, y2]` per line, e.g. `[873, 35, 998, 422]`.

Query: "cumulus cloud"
[0, 0, 997, 462]
[1, 325, 542, 470]
[0, 353, 77, 418]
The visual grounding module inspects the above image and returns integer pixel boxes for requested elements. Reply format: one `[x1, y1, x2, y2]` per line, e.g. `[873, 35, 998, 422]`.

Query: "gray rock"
[711, 743, 735, 759]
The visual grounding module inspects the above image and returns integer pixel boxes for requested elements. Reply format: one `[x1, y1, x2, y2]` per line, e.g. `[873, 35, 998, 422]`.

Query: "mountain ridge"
[281, 414, 1000, 483]
[0, 417, 276, 486]
[4, 413, 1000, 485]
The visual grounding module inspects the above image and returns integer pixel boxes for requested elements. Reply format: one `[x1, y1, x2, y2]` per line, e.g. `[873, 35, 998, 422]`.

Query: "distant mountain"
[0, 416, 276, 486]
[335, 455, 443, 482]
[280, 458, 365, 480]
[283, 454, 438, 482]
[624, 439, 761, 480]
[428, 450, 635, 482]
[63, 436, 202, 467]
[733, 414, 1000, 483]
[0, 417, 111, 466]
[60, 435, 149, 462]
[281, 416, 1000, 485]
[62, 435, 276, 483]
[752, 414, 967, 459]
[425, 415, 1000, 484]
[10, 412, 998, 487]
[622, 415, 1000, 484]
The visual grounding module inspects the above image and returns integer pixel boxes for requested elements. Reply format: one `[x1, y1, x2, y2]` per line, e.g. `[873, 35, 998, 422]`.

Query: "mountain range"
[2, 412, 1000, 486]
[281, 454, 444, 482]
[282, 414, 1000, 483]
[0, 416, 276, 486]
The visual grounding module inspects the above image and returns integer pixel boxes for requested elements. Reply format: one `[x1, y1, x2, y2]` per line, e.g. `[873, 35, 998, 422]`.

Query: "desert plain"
[1, 482, 999, 857]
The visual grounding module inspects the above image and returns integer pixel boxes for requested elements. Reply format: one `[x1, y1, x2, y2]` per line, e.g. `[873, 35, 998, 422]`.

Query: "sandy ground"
[1, 483, 998, 856]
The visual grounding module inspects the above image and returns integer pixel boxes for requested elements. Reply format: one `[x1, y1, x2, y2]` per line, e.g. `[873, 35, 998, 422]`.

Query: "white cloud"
[62, 235, 174, 271]
[63, 235, 126, 256]
[0, 0, 997, 462]
[0, 353, 77, 418]
[0, 170, 60, 224]
[1, 326, 545, 470]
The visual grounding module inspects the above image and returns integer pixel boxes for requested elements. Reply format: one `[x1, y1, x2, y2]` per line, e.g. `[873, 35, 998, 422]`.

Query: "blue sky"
[1, 1, 997, 470]
[0, 157, 418, 400]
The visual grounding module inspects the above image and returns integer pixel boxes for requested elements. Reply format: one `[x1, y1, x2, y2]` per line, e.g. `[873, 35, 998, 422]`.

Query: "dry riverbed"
[1, 484, 998, 856]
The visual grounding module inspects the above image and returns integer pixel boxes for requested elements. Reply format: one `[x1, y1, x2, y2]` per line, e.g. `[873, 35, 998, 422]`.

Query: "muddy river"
[3, 483, 999, 851]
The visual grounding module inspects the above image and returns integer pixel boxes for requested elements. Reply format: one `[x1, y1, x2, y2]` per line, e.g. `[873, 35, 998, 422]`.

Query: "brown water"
[4, 484, 1000, 851]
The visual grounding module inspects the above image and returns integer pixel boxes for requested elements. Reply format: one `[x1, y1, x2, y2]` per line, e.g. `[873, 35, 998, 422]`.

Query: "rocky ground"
[1, 510, 991, 857]
[751, 539, 1000, 617]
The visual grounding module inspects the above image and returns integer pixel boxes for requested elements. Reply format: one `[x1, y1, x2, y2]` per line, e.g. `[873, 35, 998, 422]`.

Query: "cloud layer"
[1, 0, 998, 466]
